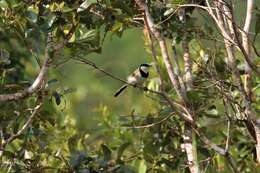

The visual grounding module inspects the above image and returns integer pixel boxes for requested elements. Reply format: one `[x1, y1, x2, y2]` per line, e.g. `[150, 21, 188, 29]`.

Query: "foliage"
[0, 0, 260, 173]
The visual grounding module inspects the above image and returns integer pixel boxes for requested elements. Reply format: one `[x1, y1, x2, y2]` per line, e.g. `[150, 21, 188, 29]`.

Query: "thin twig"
[0, 103, 42, 156]
[71, 56, 195, 124]
[225, 120, 231, 152]
[0, 22, 79, 102]
[122, 112, 173, 129]
[144, 20, 165, 91]
[135, 0, 188, 103]
[0, 34, 52, 102]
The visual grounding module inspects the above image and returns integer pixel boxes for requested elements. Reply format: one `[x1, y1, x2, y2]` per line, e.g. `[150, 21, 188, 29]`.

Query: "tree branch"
[241, 0, 254, 97]
[194, 128, 239, 173]
[143, 19, 165, 91]
[182, 29, 193, 90]
[122, 112, 173, 129]
[178, 9, 199, 173]
[0, 103, 42, 157]
[71, 56, 195, 125]
[0, 23, 78, 102]
[0, 34, 52, 102]
[135, 0, 188, 103]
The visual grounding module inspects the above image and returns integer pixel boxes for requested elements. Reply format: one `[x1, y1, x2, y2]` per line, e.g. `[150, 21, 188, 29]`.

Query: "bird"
[114, 63, 152, 97]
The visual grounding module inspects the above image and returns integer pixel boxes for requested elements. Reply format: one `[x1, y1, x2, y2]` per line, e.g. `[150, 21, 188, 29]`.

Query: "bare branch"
[225, 120, 231, 152]
[213, 0, 260, 164]
[0, 23, 79, 102]
[219, 1, 260, 76]
[178, 9, 199, 173]
[241, 0, 254, 96]
[243, 0, 254, 34]
[214, 2, 250, 105]
[143, 19, 165, 91]
[0, 103, 42, 157]
[182, 34, 193, 90]
[71, 56, 195, 124]
[135, 0, 188, 103]
[122, 112, 173, 129]
[194, 128, 239, 173]
[182, 126, 200, 173]
[0, 34, 53, 102]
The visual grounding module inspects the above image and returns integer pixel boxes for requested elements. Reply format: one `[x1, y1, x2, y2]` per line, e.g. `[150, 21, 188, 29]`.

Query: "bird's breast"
[127, 75, 145, 85]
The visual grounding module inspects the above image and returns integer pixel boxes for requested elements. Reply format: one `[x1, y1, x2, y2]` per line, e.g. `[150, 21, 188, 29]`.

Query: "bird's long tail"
[114, 85, 128, 97]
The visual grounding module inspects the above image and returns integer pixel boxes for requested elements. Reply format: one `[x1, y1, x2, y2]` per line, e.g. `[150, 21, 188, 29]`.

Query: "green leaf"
[138, 160, 147, 173]
[0, 0, 8, 8]
[76, 29, 97, 42]
[40, 14, 56, 31]
[158, 158, 179, 169]
[104, 0, 111, 7]
[68, 134, 80, 153]
[111, 22, 124, 36]
[117, 142, 131, 161]
[119, 165, 135, 173]
[77, 0, 97, 12]
[2, 150, 15, 158]
[101, 144, 112, 161]
[164, 8, 174, 16]
[205, 105, 219, 117]
[24, 150, 33, 160]
[25, 10, 38, 23]
[6, 0, 20, 8]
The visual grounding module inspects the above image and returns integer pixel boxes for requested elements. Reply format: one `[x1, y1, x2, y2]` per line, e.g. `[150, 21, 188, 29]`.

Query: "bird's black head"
[139, 63, 151, 78]
[140, 63, 152, 68]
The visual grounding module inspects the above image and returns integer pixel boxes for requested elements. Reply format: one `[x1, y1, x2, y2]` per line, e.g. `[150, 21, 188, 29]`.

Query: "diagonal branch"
[122, 112, 173, 129]
[0, 103, 42, 157]
[194, 128, 239, 173]
[182, 28, 193, 90]
[241, 0, 254, 97]
[214, 0, 260, 164]
[178, 8, 199, 173]
[0, 34, 53, 102]
[71, 56, 195, 124]
[0, 23, 78, 102]
[135, 0, 188, 104]
[144, 19, 165, 91]
[0, 56, 49, 101]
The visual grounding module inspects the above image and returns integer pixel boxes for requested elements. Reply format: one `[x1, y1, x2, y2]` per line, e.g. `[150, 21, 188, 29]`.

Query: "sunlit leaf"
[77, 0, 97, 12]
[164, 8, 174, 16]
[138, 160, 147, 173]
[0, 0, 8, 9]
[24, 150, 33, 160]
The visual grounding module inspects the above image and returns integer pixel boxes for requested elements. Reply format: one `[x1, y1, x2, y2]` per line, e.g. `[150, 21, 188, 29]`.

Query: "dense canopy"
[0, 0, 260, 172]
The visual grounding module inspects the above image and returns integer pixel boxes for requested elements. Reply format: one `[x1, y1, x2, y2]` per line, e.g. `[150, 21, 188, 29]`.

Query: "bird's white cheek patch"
[140, 66, 149, 73]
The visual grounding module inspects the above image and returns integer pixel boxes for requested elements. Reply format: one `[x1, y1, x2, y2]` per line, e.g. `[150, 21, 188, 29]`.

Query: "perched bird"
[114, 63, 152, 97]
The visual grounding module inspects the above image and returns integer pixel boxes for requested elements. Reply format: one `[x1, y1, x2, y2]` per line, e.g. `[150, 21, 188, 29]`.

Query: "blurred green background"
[52, 28, 158, 142]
